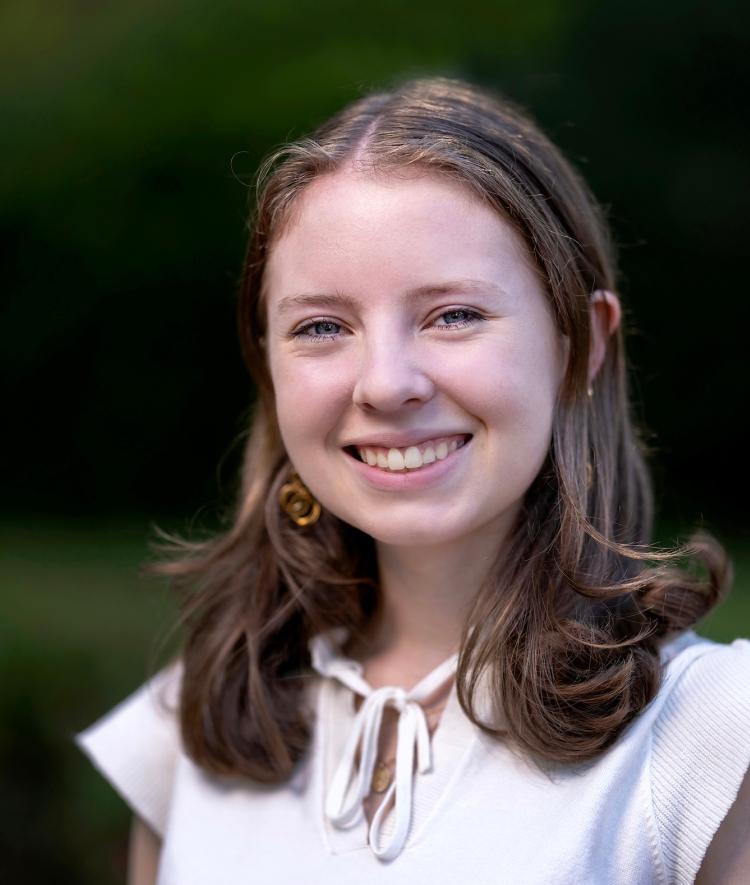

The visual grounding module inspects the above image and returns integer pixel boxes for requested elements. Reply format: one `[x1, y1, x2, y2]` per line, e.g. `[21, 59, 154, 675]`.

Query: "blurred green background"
[2, 0, 748, 881]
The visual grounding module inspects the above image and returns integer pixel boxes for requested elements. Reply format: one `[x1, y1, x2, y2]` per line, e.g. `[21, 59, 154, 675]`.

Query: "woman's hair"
[154, 76, 731, 781]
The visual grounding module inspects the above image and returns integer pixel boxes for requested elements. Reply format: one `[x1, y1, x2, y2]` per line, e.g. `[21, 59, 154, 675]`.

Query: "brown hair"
[154, 76, 731, 779]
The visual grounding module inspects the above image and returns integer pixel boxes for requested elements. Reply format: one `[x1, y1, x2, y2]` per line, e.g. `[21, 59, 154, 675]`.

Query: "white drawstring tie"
[310, 630, 458, 861]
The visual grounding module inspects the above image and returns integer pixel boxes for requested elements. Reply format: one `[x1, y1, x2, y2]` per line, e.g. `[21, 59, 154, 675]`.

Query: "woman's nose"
[351, 336, 435, 413]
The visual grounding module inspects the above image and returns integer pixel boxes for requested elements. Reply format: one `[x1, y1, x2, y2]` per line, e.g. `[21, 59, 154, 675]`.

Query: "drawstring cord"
[310, 631, 458, 861]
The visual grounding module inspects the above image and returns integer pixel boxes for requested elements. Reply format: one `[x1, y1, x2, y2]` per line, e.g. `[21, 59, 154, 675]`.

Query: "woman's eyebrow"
[274, 279, 508, 316]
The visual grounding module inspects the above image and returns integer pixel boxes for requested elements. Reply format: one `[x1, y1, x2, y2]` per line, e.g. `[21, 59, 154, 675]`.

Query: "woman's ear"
[588, 289, 621, 382]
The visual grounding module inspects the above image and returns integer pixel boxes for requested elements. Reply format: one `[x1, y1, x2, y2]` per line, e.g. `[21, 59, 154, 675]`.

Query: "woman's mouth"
[344, 433, 472, 473]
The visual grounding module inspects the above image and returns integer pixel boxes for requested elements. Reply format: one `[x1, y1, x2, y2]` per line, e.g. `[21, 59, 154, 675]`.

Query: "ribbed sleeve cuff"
[75, 662, 183, 837]
[651, 638, 750, 884]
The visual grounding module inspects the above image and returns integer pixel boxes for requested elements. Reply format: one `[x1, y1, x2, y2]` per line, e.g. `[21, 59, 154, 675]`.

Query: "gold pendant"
[371, 761, 391, 793]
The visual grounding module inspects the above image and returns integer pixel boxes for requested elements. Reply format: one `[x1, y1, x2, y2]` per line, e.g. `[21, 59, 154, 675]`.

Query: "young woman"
[78, 77, 750, 884]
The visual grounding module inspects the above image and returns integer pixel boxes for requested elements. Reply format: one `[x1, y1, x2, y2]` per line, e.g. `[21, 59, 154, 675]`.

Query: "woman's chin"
[340, 514, 469, 549]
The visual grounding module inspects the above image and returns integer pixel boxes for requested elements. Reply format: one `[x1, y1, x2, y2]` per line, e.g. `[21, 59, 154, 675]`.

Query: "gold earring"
[586, 461, 593, 489]
[279, 470, 321, 526]
[587, 386, 593, 398]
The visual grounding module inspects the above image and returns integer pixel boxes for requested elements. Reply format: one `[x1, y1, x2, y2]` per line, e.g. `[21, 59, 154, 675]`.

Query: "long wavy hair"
[154, 76, 731, 781]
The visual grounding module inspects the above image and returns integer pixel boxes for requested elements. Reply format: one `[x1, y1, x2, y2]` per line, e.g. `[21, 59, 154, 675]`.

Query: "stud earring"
[279, 470, 321, 527]
[587, 386, 593, 398]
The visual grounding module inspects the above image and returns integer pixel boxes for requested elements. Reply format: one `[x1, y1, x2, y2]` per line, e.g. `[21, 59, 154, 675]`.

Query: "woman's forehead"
[275, 166, 491, 238]
[263, 168, 539, 314]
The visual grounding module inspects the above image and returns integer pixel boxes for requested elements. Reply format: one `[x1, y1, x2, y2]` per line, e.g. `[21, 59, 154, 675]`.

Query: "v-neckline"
[309, 627, 482, 859]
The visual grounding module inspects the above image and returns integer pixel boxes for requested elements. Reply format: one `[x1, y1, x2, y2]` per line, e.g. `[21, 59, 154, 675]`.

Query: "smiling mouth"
[344, 434, 472, 473]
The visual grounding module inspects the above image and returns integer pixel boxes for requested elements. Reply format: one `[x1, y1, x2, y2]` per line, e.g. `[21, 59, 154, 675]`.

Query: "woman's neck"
[345, 519, 512, 689]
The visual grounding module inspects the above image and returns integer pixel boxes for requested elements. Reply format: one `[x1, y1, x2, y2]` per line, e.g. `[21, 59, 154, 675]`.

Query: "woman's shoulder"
[652, 628, 750, 791]
[655, 628, 750, 723]
[649, 629, 750, 883]
[657, 627, 750, 677]
[652, 627, 750, 766]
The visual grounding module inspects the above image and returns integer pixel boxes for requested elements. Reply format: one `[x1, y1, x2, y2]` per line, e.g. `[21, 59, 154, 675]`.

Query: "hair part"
[151, 76, 732, 781]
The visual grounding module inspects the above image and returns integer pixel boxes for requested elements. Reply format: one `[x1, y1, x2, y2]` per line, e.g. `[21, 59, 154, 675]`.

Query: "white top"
[76, 629, 750, 884]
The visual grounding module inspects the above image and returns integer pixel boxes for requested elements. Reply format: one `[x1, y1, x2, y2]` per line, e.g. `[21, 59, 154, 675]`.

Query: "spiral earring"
[279, 469, 321, 527]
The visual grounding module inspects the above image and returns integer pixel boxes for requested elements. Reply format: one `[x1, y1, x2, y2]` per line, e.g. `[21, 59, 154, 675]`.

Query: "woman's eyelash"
[289, 309, 486, 343]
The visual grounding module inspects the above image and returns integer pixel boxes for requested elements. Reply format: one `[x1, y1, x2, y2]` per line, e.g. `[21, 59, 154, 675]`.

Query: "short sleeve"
[650, 638, 750, 884]
[75, 661, 183, 837]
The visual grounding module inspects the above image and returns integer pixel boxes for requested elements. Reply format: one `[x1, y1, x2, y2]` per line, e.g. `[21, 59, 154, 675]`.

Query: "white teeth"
[403, 446, 421, 468]
[355, 436, 469, 472]
[387, 448, 405, 470]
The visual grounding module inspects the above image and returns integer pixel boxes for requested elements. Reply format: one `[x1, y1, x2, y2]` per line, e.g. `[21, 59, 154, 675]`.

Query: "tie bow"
[310, 630, 458, 861]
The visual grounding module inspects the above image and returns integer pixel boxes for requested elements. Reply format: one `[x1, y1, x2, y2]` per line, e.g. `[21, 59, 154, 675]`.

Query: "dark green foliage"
[2, 0, 747, 525]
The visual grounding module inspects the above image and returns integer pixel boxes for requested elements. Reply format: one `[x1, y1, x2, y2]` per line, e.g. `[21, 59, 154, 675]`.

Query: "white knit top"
[76, 629, 750, 884]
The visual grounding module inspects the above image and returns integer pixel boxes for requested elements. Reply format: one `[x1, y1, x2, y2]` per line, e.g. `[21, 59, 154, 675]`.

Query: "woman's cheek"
[279, 361, 351, 433]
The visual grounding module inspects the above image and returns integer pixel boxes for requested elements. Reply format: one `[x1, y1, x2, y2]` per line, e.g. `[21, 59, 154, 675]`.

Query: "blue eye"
[291, 320, 343, 342]
[433, 309, 484, 331]
[290, 309, 485, 343]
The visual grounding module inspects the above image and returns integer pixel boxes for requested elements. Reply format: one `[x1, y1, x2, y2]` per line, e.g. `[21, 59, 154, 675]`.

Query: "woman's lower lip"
[344, 439, 471, 491]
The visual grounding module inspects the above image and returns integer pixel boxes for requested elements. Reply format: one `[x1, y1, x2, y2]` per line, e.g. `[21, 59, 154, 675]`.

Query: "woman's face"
[264, 168, 568, 548]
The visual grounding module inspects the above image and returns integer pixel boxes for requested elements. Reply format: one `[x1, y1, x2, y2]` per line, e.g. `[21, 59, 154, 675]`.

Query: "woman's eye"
[432, 308, 484, 331]
[289, 308, 485, 343]
[290, 319, 345, 342]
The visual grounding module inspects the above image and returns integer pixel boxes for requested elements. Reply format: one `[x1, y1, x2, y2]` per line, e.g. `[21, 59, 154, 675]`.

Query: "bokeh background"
[2, 0, 749, 881]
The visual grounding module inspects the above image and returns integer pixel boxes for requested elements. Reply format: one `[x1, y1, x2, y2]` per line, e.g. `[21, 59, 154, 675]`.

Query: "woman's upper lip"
[342, 430, 473, 449]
